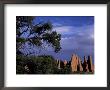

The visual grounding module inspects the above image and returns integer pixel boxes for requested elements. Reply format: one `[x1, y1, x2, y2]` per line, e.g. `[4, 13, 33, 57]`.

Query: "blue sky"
[32, 16, 94, 62]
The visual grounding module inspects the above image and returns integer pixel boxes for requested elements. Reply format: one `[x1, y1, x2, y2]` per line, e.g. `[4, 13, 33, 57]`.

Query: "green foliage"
[16, 16, 73, 74]
[34, 22, 52, 35]
[32, 55, 56, 74]
[16, 54, 94, 74]
[42, 31, 61, 52]
[16, 37, 26, 43]
[16, 54, 73, 74]
[53, 65, 71, 74]
[16, 55, 58, 74]
[16, 55, 29, 74]
[16, 16, 61, 55]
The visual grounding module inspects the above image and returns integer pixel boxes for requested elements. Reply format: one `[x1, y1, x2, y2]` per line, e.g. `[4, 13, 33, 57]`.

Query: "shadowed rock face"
[56, 59, 66, 69]
[87, 56, 94, 72]
[58, 60, 61, 69]
[83, 56, 88, 72]
[78, 58, 83, 71]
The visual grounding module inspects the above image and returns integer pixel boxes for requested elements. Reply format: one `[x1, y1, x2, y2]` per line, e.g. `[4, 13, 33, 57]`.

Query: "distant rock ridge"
[56, 54, 94, 73]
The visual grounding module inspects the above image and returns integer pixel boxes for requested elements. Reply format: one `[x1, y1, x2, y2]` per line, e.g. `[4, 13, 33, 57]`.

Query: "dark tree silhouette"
[16, 16, 61, 56]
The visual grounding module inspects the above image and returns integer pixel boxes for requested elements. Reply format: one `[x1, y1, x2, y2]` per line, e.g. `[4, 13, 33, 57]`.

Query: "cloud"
[53, 26, 73, 34]
[53, 24, 94, 56]
[53, 25, 94, 39]
[52, 23, 62, 27]
[32, 23, 94, 60]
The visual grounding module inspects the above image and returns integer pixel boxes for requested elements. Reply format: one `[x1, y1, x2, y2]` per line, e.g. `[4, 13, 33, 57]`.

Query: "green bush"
[16, 55, 58, 74]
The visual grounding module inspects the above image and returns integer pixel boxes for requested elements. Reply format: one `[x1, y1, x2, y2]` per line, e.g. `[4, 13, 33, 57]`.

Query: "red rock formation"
[83, 56, 88, 72]
[78, 58, 83, 71]
[56, 59, 59, 64]
[92, 65, 94, 73]
[64, 60, 67, 66]
[71, 54, 83, 72]
[58, 60, 61, 69]
[87, 56, 94, 72]
[71, 54, 78, 72]
[56, 54, 94, 73]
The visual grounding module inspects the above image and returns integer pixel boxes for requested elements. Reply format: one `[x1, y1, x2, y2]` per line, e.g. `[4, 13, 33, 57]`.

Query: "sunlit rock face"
[78, 58, 83, 72]
[71, 54, 83, 72]
[71, 54, 94, 73]
[56, 54, 94, 73]
[71, 54, 78, 72]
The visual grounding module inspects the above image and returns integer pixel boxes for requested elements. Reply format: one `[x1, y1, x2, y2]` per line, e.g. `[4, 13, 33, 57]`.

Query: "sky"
[32, 16, 94, 62]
